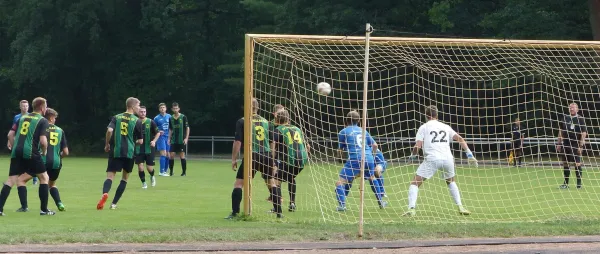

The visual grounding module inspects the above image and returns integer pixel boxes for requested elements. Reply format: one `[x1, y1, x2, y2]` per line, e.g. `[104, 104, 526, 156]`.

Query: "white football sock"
[448, 182, 463, 206]
[408, 184, 419, 209]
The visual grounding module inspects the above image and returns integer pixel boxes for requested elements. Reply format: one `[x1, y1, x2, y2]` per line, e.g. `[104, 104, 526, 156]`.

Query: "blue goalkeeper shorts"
[156, 136, 170, 152]
[339, 159, 375, 182]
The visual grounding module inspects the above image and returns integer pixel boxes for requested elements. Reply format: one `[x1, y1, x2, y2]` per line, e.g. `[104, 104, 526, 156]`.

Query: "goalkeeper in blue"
[335, 111, 386, 211]
[404, 105, 477, 217]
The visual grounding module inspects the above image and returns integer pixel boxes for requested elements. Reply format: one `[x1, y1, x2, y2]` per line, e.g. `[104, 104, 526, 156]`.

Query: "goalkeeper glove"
[408, 154, 418, 162]
[465, 151, 478, 167]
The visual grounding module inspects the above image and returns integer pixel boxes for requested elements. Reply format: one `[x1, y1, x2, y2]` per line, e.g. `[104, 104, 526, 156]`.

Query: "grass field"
[1, 156, 600, 244]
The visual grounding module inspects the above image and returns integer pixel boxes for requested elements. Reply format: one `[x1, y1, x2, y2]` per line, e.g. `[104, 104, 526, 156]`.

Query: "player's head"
[514, 118, 520, 126]
[424, 105, 438, 120]
[275, 109, 290, 125]
[569, 103, 579, 116]
[126, 97, 141, 114]
[32, 97, 47, 115]
[171, 102, 180, 114]
[44, 108, 58, 124]
[273, 104, 284, 116]
[138, 106, 147, 119]
[252, 98, 259, 114]
[346, 110, 360, 126]
[19, 100, 29, 114]
[158, 103, 167, 114]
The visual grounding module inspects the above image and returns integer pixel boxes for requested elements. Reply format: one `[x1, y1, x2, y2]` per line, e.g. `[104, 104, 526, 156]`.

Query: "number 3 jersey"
[107, 112, 143, 159]
[415, 119, 457, 161]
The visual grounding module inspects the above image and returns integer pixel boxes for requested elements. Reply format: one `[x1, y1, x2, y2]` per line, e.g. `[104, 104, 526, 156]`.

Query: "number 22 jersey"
[415, 120, 457, 161]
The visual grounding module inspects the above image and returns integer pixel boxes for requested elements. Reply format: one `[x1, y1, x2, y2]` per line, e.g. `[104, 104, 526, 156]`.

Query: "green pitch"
[1, 157, 600, 244]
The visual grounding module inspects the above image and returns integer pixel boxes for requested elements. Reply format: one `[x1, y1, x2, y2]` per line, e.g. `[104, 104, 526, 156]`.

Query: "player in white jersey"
[403, 105, 478, 217]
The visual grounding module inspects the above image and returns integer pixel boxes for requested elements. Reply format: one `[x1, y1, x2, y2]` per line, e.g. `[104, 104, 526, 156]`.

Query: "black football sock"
[518, 154, 523, 165]
[17, 186, 27, 209]
[0, 184, 12, 212]
[39, 184, 49, 212]
[148, 169, 155, 177]
[288, 179, 297, 204]
[139, 171, 146, 183]
[271, 186, 282, 214]
[181, 159, 187, 175]
[169, 159, 175, 175]
[102, 179, 113, 194]
[576, 166, 583, 186]
[563, 166, 570, 185]
[112, 180, 128, 205]
[49, 187, 61, 205]
[232, 188, 242, 215]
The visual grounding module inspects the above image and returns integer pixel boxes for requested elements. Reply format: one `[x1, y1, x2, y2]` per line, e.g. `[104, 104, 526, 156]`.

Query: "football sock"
[448, 182, 463, 206]
[17, 186, 27, 209]
[102, 179, 112, 194]
[148, 169, 155, 176]
[0, 184, 12, 212]
[344, 183, 352, 196]
[335, 184, 346, 207]
[50, 187, 61, 205]
[159, 156, 166, 173]
[39, 184, 49, 212]
[408, 184, 419, 209]
[576, 166, 582, 186]
[231, 188, 242, 215]
[112, 180, 128, 204]
[288, 179, 297, 204]
[169, 159, 174, 175]
[563, 166, 570, 185]
[139, 171, 146, 183]
[181, 159, 187, 175]
[271, 186, 282, 214]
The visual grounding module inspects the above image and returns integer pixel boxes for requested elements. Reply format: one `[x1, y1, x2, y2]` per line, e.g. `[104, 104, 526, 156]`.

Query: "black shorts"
[135, 153, 155, 166]
[107, 157, 135, 173]
[277, 163, 304, 183]
[9, 156, 46, 176]
[47, 165, 62, 181]
[235, 153, 273, 180]
[512, 141, 522, 150]
[170, 144, 186, 153]
[562, 146, 581, 163]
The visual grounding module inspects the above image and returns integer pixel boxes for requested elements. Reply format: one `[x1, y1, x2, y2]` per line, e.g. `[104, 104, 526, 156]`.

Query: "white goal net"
[245, 30, 600, 224]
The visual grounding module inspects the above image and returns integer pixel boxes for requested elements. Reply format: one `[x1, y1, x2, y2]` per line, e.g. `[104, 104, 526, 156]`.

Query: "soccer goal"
[242, 24, 600, 227]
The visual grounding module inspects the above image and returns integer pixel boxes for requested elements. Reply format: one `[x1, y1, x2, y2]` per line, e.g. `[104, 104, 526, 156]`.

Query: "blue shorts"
[339, 159, 375, 182]
[156, 136, 170, 152]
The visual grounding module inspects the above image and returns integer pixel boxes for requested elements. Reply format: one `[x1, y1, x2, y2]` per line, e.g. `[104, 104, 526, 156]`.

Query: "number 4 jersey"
[415, 119, 457, 161]
[107, 112, 143, 159]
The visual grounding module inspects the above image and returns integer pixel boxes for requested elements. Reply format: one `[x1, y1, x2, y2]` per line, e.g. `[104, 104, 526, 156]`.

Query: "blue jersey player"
[8, 100, 38, 185]
[335, 111, 385, 211]
[154, 103, 171, 176]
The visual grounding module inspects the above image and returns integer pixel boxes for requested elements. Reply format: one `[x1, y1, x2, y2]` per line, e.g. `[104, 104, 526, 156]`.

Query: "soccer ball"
[316, 82, 331, 95]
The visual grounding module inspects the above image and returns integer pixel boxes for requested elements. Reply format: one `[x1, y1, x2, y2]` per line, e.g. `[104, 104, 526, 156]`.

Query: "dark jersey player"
[270, 109, 309, 212]
[97, 97, 143, 210]
[135, 106, 160, 189]
[226, 98, 282, 219]
[18, 108, 69, 212]
[511, 118, 524, 167]
[168, 102, 190, 176]
[0, 97, 53, 216]
[7, 100, 39, 185]
[556, 103, 588, 189]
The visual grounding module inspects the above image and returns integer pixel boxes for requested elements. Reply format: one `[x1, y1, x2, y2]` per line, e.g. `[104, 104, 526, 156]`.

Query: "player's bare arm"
[168, 131, 173, 146]
[453, 133, 478, 166]
[7, 129, 15, 150]
[39, 135, 48, 156]
[184, 126, 190, 145]
[556, 128, 563, 152]
[105, 127, 113, 152]
[231, 140, 241, 170]
[151, 131, 160, 147]
[411, 140, 423, 157]
[579, 132, 587, 155]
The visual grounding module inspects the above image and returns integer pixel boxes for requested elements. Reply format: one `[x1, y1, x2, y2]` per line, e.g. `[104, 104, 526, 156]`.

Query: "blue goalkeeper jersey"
[375, 149, 387, 170]
[338, 125, 375, 162]
[153, 113, 171, 137]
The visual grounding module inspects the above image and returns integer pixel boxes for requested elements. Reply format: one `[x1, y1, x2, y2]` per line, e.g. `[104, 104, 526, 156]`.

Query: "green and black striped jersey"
[11, 112, 49, 159]
[234, 115, 273, 153]
[136, 118, 159, 155]
[108, 112, 143, 159]
[43, 124, 68, 169]
[169, 114, 189, 144]
[273, 124, 308, 167]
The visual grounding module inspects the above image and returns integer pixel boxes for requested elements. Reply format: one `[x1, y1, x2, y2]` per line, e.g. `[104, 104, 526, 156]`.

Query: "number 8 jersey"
[415, 119, 457, 161]
[107, 112, 143, 159]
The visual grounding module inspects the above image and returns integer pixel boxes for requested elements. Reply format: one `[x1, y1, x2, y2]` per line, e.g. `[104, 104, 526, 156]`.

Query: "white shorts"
[416, 159, 455, 180]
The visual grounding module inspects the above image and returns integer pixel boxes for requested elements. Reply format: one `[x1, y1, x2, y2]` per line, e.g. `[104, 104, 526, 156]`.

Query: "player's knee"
[49, 181, 56, 188]
[336, 180, 346, 186]
[234, 179, 244, 188]
[37, 173, 49, 184]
